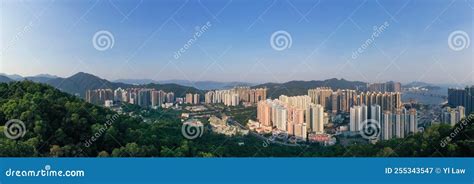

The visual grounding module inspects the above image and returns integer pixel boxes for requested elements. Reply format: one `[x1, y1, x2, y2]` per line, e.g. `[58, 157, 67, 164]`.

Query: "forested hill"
[0, 81, 210, 157]
[0, 81, 121, 156]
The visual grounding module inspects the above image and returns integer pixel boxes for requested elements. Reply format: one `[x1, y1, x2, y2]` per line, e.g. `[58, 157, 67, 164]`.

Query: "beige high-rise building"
[349, 105, 367, 132]
[86, 89, 114, 105]
[193, 94, 200, 104]
[205, 91, 215, 104]
[358, 92, 401, 112]
[272, 104, 287, 131]
[151, 90, 167, 107]
[257, 100, 273, 127]
[394, 108, 405, 138]
[288, 107, 306, 139]
[166, 92, 174, 103]
[293, 123, 307, 140]
[207, 87, 267, 106]
[186, 93, 193, 104]
[231, 93, 239, 106]
[308, 104, 324, 133]
[279, 95, 311, 110]
[308, 88, 360, 113]
[382, 111, 393, 140]
[151, 90, 159, 107]
[408, 108, 417, 133]
[308, 87, 333, 110]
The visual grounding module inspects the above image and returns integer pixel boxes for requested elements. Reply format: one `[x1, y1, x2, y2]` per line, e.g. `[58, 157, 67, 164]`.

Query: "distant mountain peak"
[325, 78, 346, 82]
[32, 74, 59, 78]
[0, 73, 23, 80]
[0, 75, 13, 83]
[69, 72, 105, 81]
[71, 72, 93, 77]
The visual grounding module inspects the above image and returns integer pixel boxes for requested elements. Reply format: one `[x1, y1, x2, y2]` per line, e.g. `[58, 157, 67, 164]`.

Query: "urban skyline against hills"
[0, 71, 473, 89]
[1, 3, 474, 183]
[1, 0, 473, 84]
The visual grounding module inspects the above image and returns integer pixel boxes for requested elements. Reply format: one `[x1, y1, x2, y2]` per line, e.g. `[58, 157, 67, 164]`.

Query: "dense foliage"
[0, 81, 472, 157]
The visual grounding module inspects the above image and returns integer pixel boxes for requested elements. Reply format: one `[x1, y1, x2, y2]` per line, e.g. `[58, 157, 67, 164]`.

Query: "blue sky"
[1, 0, 473, 84]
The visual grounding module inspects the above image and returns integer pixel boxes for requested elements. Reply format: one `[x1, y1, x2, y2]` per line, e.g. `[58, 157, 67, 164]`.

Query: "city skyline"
[1, 0, 473, 84]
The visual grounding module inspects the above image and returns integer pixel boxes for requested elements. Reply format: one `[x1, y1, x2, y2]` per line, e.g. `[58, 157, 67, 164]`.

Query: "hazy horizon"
[2, 71, 474, 88]
[1, 0, 473, 85]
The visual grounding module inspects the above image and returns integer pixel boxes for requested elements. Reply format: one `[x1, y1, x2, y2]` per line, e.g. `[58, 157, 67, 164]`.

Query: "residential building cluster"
[350, 105, 418, 140]
[86, 88, 175, 108]
[367, 81, 402, 92]
[256, 95, 327, 140]
[448, 86, 474, 115]
[185, 93, 201, 104]
[441, 106, 466, 126]
[329, 84, 416, 141]
[308, 88, 402, 114]
[204, 87, 267, 106]
[253, 87, 405, 141]
[86, 89, 114, 106]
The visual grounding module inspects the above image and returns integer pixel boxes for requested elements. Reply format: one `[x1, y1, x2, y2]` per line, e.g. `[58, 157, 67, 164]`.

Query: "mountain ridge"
[115, 79, 255, 90]
[253, 78, 367, 98]
[0, 75, 13, 83]
[43, 72, 203, 97]
[0, 73, 59, 83]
